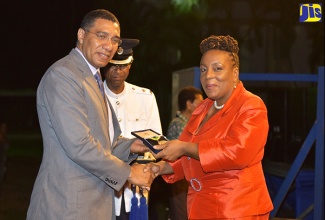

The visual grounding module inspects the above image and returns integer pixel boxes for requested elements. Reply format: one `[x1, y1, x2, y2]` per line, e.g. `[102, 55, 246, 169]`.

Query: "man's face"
[105, 64, 131, 93]
[77, 18, 121, 69]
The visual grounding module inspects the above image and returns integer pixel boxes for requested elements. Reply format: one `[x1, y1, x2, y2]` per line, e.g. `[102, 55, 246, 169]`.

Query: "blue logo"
[299, 4, 322, 22]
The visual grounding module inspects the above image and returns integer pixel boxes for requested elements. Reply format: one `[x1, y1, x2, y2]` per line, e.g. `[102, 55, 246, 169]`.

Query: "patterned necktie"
[94, 71, 114, 143]
[94, 71, 105, 99]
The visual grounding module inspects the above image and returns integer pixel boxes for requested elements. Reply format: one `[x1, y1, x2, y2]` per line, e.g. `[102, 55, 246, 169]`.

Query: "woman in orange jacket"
[147, 35, 273, 219]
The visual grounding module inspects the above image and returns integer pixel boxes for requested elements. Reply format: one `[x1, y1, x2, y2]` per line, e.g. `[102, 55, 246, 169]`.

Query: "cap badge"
[117, 47, 123, 55]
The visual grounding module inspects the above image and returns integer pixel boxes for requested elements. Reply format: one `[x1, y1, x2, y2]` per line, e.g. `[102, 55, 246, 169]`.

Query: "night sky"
[1, 1, 95, 90]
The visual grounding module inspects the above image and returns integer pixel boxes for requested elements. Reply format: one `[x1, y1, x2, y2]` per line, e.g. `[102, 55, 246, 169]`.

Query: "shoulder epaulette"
[131, 86, 153, 95]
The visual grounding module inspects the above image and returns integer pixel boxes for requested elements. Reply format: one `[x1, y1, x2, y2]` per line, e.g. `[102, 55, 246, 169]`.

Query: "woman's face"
[200, 49, 238, 104]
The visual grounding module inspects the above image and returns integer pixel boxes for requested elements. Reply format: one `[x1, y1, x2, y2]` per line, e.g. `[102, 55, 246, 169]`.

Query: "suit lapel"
[70, 49, 109, 122]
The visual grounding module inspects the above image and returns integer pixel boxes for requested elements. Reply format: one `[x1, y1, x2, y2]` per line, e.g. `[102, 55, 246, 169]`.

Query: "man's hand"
[130, 138, 149, 154]
[128, 163, 155, 190]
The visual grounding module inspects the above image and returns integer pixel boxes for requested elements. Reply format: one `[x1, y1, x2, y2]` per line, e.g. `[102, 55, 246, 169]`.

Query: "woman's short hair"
[199, 35, 239, 68]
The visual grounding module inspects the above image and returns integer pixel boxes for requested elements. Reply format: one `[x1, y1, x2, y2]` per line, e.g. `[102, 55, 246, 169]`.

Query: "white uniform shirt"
[104, 81, 162, 138]
[104, 81, 162, 215]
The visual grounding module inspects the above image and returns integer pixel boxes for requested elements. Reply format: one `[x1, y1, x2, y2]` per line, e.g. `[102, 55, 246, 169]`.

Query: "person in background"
[27, 9, 155, 220]
[166, 86, 203, 220]
[147, 35, 273, 219]
[102, 38, 162, 220]
[167, 86, 203, 140]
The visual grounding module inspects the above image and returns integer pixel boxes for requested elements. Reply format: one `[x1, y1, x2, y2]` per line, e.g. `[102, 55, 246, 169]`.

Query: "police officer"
[102, 38, 162, 220]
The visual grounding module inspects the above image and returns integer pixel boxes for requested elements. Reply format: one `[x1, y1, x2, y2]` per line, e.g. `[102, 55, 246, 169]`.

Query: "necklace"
[214, 100, 224, 109]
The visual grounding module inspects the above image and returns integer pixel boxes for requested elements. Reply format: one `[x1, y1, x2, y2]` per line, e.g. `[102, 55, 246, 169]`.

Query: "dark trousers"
[148, 176, 171, 220]
[169, 179, 188, 220]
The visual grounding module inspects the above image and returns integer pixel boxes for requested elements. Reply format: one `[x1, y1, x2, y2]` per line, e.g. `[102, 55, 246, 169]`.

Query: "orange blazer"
[163, 82, 273, 219]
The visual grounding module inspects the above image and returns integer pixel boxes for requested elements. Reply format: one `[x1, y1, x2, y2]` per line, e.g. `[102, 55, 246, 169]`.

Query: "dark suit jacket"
[27, 49, 136, 220]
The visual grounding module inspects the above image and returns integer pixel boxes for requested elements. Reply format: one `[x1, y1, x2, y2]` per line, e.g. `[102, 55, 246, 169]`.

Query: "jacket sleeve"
[162, 159, 185, 183]
[112, 137, 138, 164]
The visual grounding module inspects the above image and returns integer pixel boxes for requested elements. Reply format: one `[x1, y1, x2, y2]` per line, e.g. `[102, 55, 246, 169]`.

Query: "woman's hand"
[143, 161, 174, 176]
[143, 162, 161, 176]
[151, 140, 199, 161]
[151, 140, 185, 161]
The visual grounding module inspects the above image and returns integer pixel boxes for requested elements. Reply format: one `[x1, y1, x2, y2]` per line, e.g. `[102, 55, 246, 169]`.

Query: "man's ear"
[77, 28, 85, 44]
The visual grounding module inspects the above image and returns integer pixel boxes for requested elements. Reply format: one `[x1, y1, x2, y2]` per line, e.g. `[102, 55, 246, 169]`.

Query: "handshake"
[127, 138, 164, 191]
[127, 137, 177, 191]
[128, 137, 192, 190]
[127, 162, 160, 191]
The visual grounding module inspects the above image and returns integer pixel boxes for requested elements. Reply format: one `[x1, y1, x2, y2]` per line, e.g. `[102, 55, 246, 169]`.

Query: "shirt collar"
[75, 47, 99, 75]
[104, 81, 127, 99]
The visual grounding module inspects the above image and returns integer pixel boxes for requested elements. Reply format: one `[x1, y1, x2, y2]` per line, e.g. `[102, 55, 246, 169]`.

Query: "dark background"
[1, 0, 324, 129]
[0, 0, 324, 219]
[1, 0, 324, 164]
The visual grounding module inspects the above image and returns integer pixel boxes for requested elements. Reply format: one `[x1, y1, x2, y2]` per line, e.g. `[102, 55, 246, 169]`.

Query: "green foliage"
[171, 0, 199, 12]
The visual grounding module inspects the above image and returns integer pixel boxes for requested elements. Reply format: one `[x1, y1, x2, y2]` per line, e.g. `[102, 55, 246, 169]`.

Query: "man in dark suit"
[27, 9, 155, 220]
